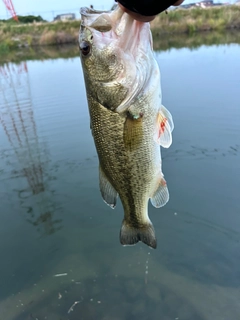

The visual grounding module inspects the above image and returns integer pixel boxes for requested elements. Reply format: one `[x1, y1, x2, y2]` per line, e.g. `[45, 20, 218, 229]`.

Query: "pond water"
[0, 37, 240, 320]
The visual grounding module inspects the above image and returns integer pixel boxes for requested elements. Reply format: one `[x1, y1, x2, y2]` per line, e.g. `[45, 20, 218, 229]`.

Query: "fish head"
[79, 5, 155, 112]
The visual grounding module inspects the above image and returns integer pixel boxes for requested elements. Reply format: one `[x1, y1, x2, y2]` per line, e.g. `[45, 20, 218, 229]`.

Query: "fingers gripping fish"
[79, 5, 174, 249]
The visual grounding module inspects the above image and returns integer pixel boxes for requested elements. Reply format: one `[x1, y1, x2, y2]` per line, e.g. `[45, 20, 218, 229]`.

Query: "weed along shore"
[0, 19, 81, 51]
[150, 5, 240, 34]
[0, 5, 240, 55]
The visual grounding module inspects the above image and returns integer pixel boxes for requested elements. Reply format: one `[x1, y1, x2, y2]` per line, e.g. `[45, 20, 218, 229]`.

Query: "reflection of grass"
[0, 45, 79, 65]
[1, 29, 239, 65]
[153, 30, 240, 51]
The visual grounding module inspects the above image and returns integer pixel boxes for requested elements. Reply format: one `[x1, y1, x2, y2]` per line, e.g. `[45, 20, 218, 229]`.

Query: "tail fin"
[120, 220, 157, 249]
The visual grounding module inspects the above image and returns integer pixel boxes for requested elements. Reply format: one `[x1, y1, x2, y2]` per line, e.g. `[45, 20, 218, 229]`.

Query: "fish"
[79, 5, 174, 249]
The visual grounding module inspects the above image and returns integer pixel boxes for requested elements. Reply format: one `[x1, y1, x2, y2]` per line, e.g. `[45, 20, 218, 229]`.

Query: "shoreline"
[0, 29, 239, 65]
[0, 6, 240, 62]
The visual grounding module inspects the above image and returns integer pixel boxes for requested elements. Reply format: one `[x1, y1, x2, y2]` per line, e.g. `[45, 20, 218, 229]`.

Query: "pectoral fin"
[150, 178, 169, 208]
[99, 165, 118, 208]
[156, 105, 174, 148]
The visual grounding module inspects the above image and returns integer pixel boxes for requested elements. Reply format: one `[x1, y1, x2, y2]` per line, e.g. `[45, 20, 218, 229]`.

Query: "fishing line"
[145, 251, 150, 284]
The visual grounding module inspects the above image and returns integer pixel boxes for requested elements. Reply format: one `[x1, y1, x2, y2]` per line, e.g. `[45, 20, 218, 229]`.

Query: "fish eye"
[80, 41, 91, 56]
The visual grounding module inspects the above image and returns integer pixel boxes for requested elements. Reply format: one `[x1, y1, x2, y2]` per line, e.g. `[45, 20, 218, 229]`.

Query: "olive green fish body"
[79, 6, 174, 248]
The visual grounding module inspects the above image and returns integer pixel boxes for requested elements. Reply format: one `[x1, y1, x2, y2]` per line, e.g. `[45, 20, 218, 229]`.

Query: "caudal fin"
[120, 220, 157, 249]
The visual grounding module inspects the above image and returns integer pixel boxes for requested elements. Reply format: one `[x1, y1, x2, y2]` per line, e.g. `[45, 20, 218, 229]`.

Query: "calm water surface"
[0, 41, 239, 320]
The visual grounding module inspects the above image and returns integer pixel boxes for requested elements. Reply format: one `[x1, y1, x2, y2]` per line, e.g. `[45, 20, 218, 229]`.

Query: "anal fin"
[150, 177, 169, 208]
[99, 165, 118, 208]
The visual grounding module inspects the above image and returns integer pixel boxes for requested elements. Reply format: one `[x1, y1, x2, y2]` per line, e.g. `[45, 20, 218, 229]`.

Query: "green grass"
[151, 5, 240, 34]
[0, 19, 80, 51]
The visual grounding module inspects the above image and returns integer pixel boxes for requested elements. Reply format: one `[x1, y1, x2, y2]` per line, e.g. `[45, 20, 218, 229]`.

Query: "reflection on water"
[0, 35, 240, 320]
[0, 62, 61, 235]
[0, 44, 79, 65]
[152, 29, 240, 51]
[1, 30, 240, 65]
[162, 142, 239, 162]
[14, 273, 204, 320]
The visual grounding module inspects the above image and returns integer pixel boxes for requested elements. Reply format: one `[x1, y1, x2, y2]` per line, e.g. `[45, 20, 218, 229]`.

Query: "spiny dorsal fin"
[150, 177, 169, 208]
[99, 165, 118, 208]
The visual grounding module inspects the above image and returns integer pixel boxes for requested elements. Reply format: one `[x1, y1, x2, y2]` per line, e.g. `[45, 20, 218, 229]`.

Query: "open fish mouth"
[80, 5, 152, 54]
[80, 7, 117, 30]
[79, 4, 155, 113]
[80, 7, 112, 16]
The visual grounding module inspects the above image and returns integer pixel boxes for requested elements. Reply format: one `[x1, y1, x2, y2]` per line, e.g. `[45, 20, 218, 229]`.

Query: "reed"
[151, 5, 240, 34]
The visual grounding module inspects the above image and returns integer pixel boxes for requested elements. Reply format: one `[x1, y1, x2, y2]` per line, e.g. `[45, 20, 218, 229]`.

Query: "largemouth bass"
[79, 5, 174, 249]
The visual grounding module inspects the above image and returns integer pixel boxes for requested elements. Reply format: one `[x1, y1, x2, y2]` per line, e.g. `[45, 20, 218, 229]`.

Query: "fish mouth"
[79, 5, 155, 112]
[80, 7, 116, 30]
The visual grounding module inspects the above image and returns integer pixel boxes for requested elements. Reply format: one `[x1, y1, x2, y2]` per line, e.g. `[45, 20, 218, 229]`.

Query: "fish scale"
[90, 98, 153, 221]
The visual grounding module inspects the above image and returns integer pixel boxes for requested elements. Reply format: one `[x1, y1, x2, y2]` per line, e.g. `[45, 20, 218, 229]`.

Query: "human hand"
[118, 0, 184, 22]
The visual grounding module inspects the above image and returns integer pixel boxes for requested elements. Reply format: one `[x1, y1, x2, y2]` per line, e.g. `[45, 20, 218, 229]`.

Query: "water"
[0, 39, 239, 320]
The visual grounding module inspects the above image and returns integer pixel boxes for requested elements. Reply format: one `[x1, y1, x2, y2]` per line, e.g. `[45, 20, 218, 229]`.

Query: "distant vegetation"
[17, 15, 46, 23]
[0, 6, 240, 57]
[0, 15, 45, 24]
[151, 5, 240, 34]
[0, 18, 80, 54]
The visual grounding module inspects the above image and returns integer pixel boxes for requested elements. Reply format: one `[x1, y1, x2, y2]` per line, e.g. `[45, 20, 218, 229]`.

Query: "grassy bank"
[151, 5, 240, 35]
[0, 5, 240, 55]
[0, 19, 80, 53]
